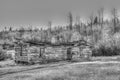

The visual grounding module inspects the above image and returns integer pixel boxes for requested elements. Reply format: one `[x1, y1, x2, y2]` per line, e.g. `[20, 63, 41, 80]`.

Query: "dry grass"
[1, 57, 120, 80]
[0, 60, 16, 67]
[1, 62, 120, 80]
[33, 63, 120, 80]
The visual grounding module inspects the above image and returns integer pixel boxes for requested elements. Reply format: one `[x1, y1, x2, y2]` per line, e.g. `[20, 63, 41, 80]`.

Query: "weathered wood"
[66, 47, 72, 60]
[14, 39, 92, 64]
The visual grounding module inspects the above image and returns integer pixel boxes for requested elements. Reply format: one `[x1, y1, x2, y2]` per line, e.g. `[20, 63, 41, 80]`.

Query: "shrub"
[0, 48, 7, 61]
[92, 45, 120, 56]
[92, 32, 120, 56]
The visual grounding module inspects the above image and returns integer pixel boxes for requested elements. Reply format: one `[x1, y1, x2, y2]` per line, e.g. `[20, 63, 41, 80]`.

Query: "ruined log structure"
[14, 39, 92, 64]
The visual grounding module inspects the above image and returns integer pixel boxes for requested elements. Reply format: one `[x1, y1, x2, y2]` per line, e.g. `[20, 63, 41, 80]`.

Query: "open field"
[1, 56, 120, 80]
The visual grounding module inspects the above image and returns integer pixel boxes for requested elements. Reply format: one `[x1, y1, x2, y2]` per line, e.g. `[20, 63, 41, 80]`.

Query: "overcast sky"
[0, 0, 120, 28]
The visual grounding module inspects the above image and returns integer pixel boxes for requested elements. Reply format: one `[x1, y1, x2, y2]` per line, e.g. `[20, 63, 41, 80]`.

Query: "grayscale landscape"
[0, 0, 120, 80]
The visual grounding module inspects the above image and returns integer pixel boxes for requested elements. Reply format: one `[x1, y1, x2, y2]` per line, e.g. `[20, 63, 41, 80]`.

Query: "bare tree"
[111, 8, 118, 32]
[9, 27, 12, 31]
[4, 27, 7, 32]
[89, 13, 95, 44]
[93, 16, 98, 24]
[98, 7, 104, 27]
[46, 21, 53, 42]
[75, 16, 80, 25]
[75, 16, 81, 33]
[68, 12, 73, 30]
[48, 21, 52, 31]
[89, 13, 94, 35]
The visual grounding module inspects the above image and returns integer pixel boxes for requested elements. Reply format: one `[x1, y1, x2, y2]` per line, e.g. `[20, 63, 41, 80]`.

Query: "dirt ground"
[1, 56, 120, 80]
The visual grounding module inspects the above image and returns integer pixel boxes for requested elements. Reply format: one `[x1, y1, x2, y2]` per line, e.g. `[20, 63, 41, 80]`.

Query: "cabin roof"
[24, 40, 89, 47]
